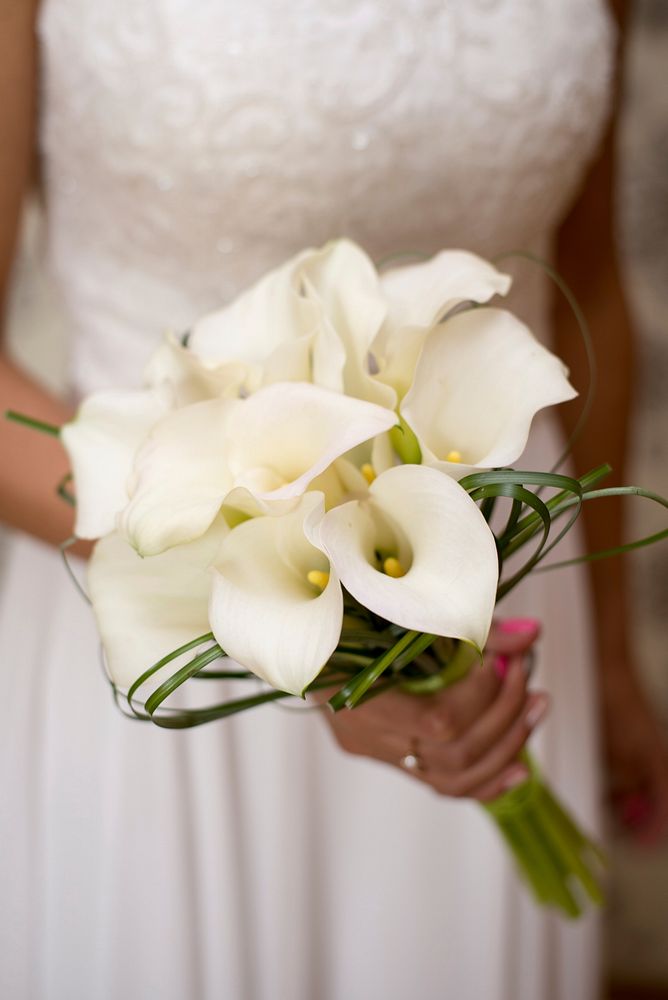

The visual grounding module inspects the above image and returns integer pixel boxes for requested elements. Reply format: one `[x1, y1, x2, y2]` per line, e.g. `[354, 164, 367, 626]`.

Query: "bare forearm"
[552, 248, 634, 670]
[552, 0, 635, 674]
[0, 352, 78, 547]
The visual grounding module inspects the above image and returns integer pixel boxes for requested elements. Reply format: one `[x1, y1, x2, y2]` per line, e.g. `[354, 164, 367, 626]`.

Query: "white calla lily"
[401, 307, 578, 479]
[209, 493, 342, 696]
[119, 398, 235, 556]
[311, 464, 498, 651]
[308, 457, 370, 510]
[61, 386, 173, 540]
[379, 249, 511, 331]
[223, 382, 395, 501]
[144, 332, 249, 404]
[301, 239, 394, 407]
[372, 250, 512, 400]
[88, 517, 229, 690]
[188, 249, 317, 386]
[121, 382, 397, 556]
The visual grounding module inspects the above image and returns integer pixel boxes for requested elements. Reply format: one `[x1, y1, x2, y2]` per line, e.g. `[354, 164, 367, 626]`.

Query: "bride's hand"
[321, 619, 547, 802]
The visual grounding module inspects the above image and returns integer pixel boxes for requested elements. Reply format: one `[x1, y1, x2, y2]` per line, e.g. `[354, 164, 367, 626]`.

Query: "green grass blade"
[4, 409, 61, 437]
[126, 632, 217, 717]
[328, 629, 422, 711]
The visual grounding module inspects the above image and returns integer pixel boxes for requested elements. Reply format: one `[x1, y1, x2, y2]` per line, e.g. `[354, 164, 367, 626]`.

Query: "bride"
[1, 1, 667, 998]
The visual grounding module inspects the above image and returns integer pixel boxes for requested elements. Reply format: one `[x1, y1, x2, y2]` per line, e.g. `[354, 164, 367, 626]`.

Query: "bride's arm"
[554, 0, 668, 842]
[0, 0, 78, 548]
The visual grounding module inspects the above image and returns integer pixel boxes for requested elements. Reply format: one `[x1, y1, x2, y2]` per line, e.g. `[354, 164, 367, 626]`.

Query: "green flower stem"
[484, 757, 604, 916]
[537, 791, 604, 905]
[400, 638, 479, 695]
[494, 818, 555, 905]
[4, 409, 61, 437]
[328, 629, 423, 711]
[395, 636, 605, 918]
[327, 651, 375, 672]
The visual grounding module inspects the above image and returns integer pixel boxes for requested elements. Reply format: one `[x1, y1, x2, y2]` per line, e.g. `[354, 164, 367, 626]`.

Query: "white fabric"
[1, 1, 614, 997]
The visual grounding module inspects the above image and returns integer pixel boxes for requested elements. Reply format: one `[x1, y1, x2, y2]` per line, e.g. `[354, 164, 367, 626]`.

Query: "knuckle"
[427, 710, 458, 743]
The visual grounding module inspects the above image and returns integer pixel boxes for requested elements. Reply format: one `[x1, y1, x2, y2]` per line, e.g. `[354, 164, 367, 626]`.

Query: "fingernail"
[525, 695, 548, 729]
[493, 653, 510, 679]
[499, 617, 539, 635]
[502, 766, 529, 790]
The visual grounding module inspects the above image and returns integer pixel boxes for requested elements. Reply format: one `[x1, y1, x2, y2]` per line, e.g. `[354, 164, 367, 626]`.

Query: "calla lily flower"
[187, 249, 317, 388]
[144, 332, 249, 405]
[87, 516, 229, 690]
[120, 382, 397, 556]
[209, 493, 342, 696]
[61, 385, 173, 540]
[310, 464, 498, 652]
[371, 250, 512, 400]
[379, 249, 511, 332]
[179, 241, 511, 413]
[401, 307, 578, 479]
[300, 239, 394, 407]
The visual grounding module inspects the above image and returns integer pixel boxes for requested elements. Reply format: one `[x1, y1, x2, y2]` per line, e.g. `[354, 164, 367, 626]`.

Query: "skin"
[0, 1, 665, 824]
[553, 0, 668, 844]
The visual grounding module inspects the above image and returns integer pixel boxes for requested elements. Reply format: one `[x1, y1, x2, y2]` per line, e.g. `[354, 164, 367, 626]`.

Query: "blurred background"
[1, 1, 666, 996]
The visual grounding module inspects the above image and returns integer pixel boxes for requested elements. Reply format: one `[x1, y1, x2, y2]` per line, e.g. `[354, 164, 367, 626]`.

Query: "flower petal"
[209, 494, 342, 695]
[144, 332, 249, 404]
[314, 464, 498, 650]
[119, 399, 235, 556]
[401, 308, 577, 473]
[87, 517, 229, 690]
[61, 386, 173, 540]
[188, 248, 319, 373]
[379, 249, 511, 331]
[303, 239, 395, 407]
[223, 382, 397, 504]
[302, 238, 385, 359]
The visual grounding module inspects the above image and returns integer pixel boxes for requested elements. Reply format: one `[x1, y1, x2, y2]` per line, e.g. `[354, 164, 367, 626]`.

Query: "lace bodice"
[37, 0, 615, 395]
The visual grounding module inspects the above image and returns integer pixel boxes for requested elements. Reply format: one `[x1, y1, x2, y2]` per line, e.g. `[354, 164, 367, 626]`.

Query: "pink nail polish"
[493, 654, 510, 679]
[499, 618, 540, 635]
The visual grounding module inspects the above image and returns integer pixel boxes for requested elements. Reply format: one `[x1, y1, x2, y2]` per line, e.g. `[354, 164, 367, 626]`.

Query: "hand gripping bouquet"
[9, 239, 667, 916]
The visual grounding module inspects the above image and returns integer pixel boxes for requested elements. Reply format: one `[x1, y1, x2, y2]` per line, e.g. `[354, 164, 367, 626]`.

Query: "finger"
[489, 647, 537, 682]
[431, 658, 529, 771]
[430, 691, 549, 798]
[421, 663, 502, 741]
[470, 762, 531, 803]
[486, 618, 541, 657]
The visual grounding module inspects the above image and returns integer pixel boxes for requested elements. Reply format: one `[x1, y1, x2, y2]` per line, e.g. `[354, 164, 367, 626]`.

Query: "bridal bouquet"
[9, 239, 667, 916]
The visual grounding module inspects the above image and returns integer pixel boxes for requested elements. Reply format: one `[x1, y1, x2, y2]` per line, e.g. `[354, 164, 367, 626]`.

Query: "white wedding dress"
[1, 2, 616, 998]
